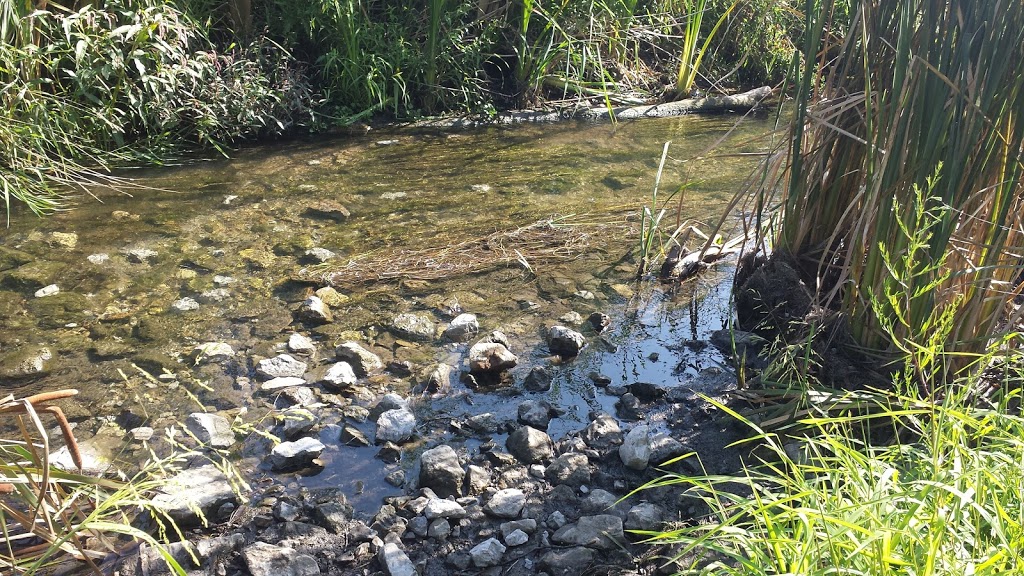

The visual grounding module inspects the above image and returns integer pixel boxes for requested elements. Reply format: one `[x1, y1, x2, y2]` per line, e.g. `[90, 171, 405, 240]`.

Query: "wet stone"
[506, 426, 554, 464]
[376, 408, 416, 444]
[335, 341, 384, 375]
[523, 366, 553, 392]
[616, 393, 643, 421]
[548, 325, 586, 357]
[87, 253, 110, 265]
[297, 296, 333, 324]
[151, 464, 240, 525]
[443, 313, 479, 341]
[198, 288, 231, 303]
[48, 232, 78, 248]
[279, 408, 318, 439]
[303, 200, 351, 222]
[518, 400, 554, 430]
[391, 312, 436, 341]
[269, 437, 325, 471]
[340, 425, 370, 447]
[385, 469, 406, 487]
[468, 341, 517, 374]
[314, 286, 349, 307]
[466, 413, 499, 434]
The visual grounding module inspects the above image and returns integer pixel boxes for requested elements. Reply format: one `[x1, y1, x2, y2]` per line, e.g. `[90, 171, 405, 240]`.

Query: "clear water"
[0, 115, 775, 515]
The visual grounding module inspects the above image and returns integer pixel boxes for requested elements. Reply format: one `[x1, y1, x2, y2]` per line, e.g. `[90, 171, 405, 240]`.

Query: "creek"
[0, 115, 772, 521]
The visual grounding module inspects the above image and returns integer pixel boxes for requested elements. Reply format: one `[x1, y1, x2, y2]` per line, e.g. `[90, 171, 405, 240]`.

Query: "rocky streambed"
[110, 305, 753, 576]
[0, 118, 775, 575]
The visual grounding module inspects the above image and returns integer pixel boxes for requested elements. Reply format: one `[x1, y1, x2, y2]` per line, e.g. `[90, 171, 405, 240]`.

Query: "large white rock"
[619, 424, 652, 470]
[376, 408, 416, 444]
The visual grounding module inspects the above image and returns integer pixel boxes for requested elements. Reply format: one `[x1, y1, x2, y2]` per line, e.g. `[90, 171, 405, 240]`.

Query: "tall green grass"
[760, 0, 1024, 374]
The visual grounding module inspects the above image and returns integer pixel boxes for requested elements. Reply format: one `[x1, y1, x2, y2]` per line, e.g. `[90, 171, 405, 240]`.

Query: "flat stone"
[48, 232, 78, 248]
[34, 284, 59, 298]
[378, 542, 416, 576]
[376, 408, 416, 444]
[339, 424, 370, 447]
[321, 361, 357, 390]
[484, 488, 526, 519]
[242, 542, 319, 576]
[260, 377, 307, 391]
[256, 354, 308, 380]
[151, 464, 240, 525]
[185, 413, 235, 448]
[391, 312, 436, 341]
[125, 248, 158, 263]
[540, 547, 596, 576]
[269, 437, 325, 470]
[552, 515, 624, 550]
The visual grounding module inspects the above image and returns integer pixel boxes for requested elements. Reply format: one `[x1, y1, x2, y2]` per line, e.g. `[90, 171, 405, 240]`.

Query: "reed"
[757, 0, 1024, 377]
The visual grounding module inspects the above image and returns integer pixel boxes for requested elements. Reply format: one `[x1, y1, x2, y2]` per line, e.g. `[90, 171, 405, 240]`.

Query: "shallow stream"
[0, 115, 773, 516]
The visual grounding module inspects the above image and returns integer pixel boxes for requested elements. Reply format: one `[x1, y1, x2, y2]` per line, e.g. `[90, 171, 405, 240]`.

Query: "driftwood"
[414, 86, 774, 129]
[660, 225, 746, 282]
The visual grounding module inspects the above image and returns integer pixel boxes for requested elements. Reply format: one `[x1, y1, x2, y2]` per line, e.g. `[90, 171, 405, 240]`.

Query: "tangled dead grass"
[302, 217, 630, 287]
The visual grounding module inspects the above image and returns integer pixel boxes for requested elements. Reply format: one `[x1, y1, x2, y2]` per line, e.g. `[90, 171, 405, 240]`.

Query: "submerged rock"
[190, 342, 235, 364]
[302, 200, 350, 222]
[391, 312, 436, 341]
[34, 284, 59, 298]
[256, 354, 308, 380]
[524, 366, 553, 391]
[0, 346, 53, 379]
[171, 297, 200, 312]
[48, 232, 78, 249]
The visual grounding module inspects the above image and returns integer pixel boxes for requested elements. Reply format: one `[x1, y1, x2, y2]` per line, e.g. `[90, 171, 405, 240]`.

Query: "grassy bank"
[2, 0, 809, 220]
[641, 0, 1024, 572]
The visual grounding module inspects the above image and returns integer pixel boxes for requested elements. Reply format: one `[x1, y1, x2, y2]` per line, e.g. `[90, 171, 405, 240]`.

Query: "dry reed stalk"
[303, 218, 623, 287]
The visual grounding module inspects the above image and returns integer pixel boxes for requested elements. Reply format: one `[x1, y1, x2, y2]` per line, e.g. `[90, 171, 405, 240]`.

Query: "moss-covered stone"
[0, 346, 54, 379]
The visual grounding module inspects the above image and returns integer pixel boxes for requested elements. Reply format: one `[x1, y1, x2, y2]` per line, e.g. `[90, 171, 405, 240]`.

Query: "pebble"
[34, 284, 59, 298]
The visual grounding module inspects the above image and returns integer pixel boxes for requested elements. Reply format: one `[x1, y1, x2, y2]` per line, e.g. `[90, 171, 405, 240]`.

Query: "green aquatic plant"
[672, 0, 739, 96]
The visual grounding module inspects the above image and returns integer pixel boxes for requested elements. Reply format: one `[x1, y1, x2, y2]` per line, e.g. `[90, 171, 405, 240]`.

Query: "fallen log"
[413, 86, 774, 129]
